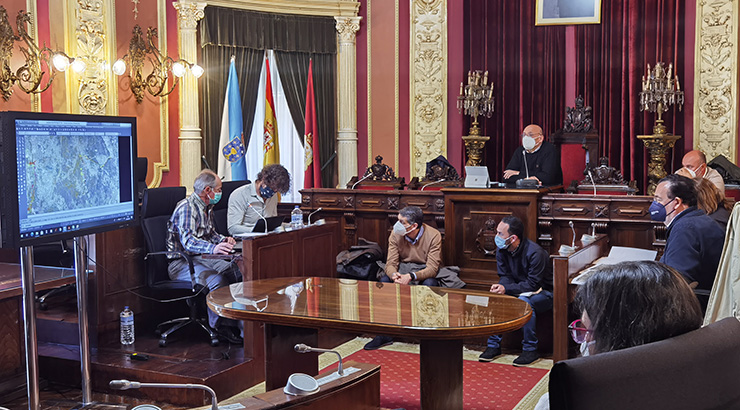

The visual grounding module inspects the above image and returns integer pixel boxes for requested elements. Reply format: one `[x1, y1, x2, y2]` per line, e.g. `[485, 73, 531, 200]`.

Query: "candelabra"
[637, 62, 684, 195]
[112, 25, 203, 104]
[457, 70, 495, 166]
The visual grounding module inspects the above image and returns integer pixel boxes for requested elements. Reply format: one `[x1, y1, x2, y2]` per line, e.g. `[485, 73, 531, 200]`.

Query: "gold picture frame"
[535, 0, 602, 26]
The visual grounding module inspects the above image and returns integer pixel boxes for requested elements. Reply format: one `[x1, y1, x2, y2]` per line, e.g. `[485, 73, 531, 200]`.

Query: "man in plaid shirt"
[167, 169, 242, 343]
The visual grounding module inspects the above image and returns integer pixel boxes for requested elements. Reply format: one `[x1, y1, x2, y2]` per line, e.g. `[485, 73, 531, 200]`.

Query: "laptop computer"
[252, 215, 286, 233]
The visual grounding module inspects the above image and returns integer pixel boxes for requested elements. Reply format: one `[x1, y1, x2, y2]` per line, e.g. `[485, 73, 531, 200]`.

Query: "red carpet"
[332, 349, 548, 410]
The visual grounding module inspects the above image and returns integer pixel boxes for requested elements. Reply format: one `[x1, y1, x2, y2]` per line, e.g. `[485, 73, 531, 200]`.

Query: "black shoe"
[364, 335, 393, 350]
[478, 347, 502, 362]
[513, 350, 539, 366]
[216, 326, 243, 345]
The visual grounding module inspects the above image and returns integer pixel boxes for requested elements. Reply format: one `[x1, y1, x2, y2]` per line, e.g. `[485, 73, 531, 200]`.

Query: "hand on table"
[213, 242, 234, 255]
[503, 169, 520, 180]
[489, 284, 505, 295]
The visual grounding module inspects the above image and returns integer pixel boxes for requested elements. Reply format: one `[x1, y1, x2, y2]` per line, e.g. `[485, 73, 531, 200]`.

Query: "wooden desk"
[300, 188, 444, 253]
[237, 223, 341, 281]
[0, 263, 76, 392]
[551, 235, 609, 362]
[443, 187, 560, 289]
[208, 277, 531, 410]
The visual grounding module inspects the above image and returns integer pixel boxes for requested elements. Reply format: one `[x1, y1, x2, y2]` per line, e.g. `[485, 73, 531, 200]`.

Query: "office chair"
[213, 179, 250, 236]
[140, 187, 219, 347]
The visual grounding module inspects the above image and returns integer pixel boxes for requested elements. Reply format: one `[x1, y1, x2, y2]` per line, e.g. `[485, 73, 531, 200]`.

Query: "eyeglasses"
[568, 319, 592, 344]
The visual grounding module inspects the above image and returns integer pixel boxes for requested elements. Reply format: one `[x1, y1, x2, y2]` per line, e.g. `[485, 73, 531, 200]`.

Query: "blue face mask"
[260, 185, 275, 199]
[209, 191, 222, 205]
[495, 235, 512, 250]
[649, 198, 675, 222]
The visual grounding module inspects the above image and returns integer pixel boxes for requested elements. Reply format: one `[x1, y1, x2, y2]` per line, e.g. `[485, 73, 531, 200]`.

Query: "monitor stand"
[19, 246, 40, 410]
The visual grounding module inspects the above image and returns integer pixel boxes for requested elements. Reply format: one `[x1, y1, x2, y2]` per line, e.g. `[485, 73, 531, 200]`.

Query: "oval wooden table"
[208, 277, 532, 410]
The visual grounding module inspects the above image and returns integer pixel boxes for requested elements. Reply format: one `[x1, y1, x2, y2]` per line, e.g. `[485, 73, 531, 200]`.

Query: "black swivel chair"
[141, 187, 219, 347]
[213, 179, 250, 236]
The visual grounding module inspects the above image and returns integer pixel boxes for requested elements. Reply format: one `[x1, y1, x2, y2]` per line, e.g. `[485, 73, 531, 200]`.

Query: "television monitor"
[0, 111, 139, 248]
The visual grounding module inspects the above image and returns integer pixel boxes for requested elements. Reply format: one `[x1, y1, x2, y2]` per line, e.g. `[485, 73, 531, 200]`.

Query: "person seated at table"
[678, 149, 725, 194]
[503, 124, 563, 186]
[227, 164, 291, 235]
[167, 169, 243, 343]
[534, 260, 703, 410]
[479, 215, 553, 366]
[684, 171, 733, 231]
[651, 174, 725, 292]
[364, 206, 442, 350]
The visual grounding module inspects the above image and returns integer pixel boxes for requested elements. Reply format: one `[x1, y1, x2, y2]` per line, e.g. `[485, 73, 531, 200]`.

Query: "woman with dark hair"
[535, 260, 702, 409]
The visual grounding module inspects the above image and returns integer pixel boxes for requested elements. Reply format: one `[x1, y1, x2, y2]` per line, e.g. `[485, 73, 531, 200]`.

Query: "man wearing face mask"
[479, 215, 553, 365]
[652, 174, 724, 292]
[677, 150, 725, 194]
[363, 206, 442, 350]
[167, 169, 243, 343]
[503, 124, 563, 186]
[227, 164, 291, 235]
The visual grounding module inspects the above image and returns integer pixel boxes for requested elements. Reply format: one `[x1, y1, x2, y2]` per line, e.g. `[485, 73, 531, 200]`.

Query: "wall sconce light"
[0, 7, 78, 101]
[113, 25, 203, 104]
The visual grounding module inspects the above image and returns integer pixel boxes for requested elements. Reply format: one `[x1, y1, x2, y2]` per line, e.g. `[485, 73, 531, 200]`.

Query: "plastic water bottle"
[291, 205, 304, 229]
[120, 306, 135, 345]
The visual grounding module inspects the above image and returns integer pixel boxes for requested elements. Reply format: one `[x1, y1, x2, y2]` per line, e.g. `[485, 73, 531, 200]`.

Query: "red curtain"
[576, 0, 687, 193]
[464, 0, 566, 180]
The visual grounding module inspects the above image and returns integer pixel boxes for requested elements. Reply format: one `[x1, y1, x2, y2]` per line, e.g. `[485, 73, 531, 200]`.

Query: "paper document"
[234, 232, 268, 239]
[572, 246, 657, 285]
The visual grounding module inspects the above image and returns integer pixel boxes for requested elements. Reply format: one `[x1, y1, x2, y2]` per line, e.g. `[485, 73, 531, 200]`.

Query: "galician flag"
[303, 59, 321, 188]
[263, 57, 280, 165]
[217, 57, 247, 181]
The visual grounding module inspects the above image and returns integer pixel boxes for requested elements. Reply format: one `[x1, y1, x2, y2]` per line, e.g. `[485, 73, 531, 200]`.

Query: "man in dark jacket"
[653, 174, 725, 291]
[503, 124, 563, 186]
[479, 215, 553, 366]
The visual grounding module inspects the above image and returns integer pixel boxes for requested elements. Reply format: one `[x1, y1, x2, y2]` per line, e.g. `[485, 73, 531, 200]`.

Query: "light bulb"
[112, 59, 126, 76]
[191, 64, 204, 78]
[52, 54, 70, 72]
[71, 59, 86, 74]
[172, 62, 186, 78]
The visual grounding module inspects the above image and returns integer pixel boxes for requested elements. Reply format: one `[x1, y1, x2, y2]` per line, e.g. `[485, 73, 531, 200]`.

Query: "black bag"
[336, 238, 383, 280]
[709, 155, 740, 184]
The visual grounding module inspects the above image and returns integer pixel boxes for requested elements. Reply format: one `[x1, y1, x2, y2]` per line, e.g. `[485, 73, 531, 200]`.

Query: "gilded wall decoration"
[409, 0, 447, 178]
[694, 0, 738, 163]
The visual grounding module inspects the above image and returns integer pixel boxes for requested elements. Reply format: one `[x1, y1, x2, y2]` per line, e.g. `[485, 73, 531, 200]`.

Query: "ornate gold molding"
[335, 16, 362, 187]
[203, 0, 359, 17]
[65, 0, 117, 115]
[336, 16, 361, 41]
[409, 0, 447, 178]
[394, 0, 399, 174]
[150, 0, 171, 188]
[26, 0, 40, 112]
[366, 0, 372, 168]
[694, 0, 738, 163]
[173, 1, 205, 30]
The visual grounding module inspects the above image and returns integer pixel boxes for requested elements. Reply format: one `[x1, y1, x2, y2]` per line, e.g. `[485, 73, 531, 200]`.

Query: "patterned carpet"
[199, 337, 552, 410]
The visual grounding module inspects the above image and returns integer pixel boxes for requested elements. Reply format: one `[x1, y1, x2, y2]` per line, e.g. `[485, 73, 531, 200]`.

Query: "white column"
[335, 17, 362, 188]
[174, 1, 206, 190]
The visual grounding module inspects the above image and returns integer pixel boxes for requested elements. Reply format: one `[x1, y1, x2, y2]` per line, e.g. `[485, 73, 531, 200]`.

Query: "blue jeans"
[487, 290, 553, 352]
[380, 273, 439, 287]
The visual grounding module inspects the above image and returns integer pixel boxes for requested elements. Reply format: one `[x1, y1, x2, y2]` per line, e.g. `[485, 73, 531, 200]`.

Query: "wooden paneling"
[0, 298, 22, 379]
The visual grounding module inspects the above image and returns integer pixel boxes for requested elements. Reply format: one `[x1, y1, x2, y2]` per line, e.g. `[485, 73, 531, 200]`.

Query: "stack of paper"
[571, 246, 658, 285]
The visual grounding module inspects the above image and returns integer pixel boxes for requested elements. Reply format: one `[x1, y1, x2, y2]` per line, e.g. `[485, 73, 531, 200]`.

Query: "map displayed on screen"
[23, 134, 120, 216]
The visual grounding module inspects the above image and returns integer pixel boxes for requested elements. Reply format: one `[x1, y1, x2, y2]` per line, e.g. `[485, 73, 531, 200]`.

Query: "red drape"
[464, 0, 566, 180]
[575, 0, 687, 193]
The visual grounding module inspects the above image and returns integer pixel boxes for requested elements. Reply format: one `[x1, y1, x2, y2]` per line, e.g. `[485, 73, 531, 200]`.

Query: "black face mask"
[259, 185, 275, 199]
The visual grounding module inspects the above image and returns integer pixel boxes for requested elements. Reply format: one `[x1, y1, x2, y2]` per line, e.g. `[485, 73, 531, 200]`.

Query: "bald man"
[678, 150, 725, 194]
[503, 124, 563, 186]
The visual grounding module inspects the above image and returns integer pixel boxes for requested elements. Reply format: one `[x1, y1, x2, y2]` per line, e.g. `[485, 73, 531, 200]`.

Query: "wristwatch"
[410, 272, 417, 281]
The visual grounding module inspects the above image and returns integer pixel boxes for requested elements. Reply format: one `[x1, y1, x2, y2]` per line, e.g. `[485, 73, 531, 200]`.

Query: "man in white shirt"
[678, 150, 725, 194]
[227, 164, 291, 235]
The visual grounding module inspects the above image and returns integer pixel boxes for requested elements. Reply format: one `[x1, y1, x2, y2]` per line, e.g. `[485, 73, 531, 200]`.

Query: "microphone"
[569, 220, 577, 249]
[421, 179, 447, 191]
[247, 202, 269, 232]
[522, 150, 530, 179]
[295, 343, 344, 376]
[307, 207, 323, 225]
[351, 173, 372, 189]
[587, 169, 597, 196]
[201, 155, 212, 170]
[109, 380, 219, 410]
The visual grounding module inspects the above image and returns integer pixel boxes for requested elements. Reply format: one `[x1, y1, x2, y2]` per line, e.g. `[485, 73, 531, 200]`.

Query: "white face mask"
[393, 221, 411, 236]
[522, 135, 537, 151]
[580, 340, 595, 357]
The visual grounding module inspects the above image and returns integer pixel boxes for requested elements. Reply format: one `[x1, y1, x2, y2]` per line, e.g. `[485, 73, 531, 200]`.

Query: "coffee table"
[208, 277, 532, 410]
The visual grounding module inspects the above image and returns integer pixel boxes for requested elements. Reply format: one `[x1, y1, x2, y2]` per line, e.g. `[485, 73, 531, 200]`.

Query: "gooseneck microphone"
[308, 207, 323, 225]
[587, 169, 597, 196]
[569, 220, 577, 249]
[295, 343, 344, 376]
[351, 173, 372, 189]
[522, 150, 530, 179]
[247, 202, 269, 232]
[421, 179, 447, 191]
[109, 380, 218, 410]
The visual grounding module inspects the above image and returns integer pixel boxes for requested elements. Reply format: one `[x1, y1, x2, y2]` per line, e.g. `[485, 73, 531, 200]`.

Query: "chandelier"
[112, 25, 203, 104]
[639, 62, 684, 135]
[457, 70, 495, 136]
